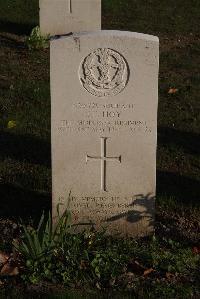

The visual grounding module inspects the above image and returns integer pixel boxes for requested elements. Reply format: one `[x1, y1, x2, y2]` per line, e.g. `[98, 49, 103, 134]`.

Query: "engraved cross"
[86, 137, 121, 192]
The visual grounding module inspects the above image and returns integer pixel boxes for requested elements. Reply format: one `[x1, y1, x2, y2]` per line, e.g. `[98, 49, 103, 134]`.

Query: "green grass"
[1, 0, 200, 35]
[102, 0, 200, 34]
[10, 213, 200, 298]
[0, 0, 38, 34]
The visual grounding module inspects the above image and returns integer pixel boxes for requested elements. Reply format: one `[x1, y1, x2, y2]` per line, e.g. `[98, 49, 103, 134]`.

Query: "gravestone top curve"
[52, 30, 159, 42]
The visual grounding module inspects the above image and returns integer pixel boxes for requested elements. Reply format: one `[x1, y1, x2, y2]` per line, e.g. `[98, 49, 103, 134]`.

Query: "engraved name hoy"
[80, 48, 129, 97]
[86, 137, 121, 192]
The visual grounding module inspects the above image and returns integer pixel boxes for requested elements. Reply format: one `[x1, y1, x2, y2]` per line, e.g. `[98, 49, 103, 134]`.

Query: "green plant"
[13, 207, 71, 261]
[26, 26, 50, 50]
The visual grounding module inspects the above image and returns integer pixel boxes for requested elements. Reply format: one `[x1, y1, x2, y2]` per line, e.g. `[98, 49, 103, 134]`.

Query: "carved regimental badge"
[79, 48, 129, 97]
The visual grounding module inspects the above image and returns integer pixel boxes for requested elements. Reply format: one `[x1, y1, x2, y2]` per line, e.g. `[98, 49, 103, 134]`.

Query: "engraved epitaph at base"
[51, 31, 159, 237]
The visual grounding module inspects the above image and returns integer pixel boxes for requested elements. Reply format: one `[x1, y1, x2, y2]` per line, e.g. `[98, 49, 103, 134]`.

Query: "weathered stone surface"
[51, 31, 159, 237]
[39, 0, 101, 36]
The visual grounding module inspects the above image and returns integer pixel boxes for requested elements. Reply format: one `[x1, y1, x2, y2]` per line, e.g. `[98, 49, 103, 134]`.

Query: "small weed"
[26, 26, 49, 50]
[13, 206, 71, 261]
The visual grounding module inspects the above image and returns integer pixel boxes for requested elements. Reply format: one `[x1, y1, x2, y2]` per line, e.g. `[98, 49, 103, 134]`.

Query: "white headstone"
[51, 31, 159, 237]
[39, 0, 101, 36]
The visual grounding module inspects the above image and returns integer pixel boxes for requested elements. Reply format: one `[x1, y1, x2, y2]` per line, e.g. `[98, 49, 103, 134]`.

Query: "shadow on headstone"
[106, 193, 155, 228]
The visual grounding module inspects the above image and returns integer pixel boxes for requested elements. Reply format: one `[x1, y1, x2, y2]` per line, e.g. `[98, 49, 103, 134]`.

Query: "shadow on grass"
[0, 33, 26, 49]
[0, 20, 35, 35]
[0, 131, 51, 167]
[0, 182, 51, 221]
[0, 132, 51, 221]
[157, 126, 200, 206]
[0, 128, 199, 221]
[156, 173, 200, 244]
[157, 171, 200, 206]
[0, 0, 38, 35]
[158, 127, 200, 156]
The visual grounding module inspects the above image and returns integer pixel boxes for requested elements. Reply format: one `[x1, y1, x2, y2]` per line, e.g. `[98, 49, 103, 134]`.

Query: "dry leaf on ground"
[168, 88, 178, 94]
[143, 268, 155, 276]
[192, 246, 200, 254]
[0, 252, 9, 265]
[166, 272, 175, 280]
[0, 263, 19, 276]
